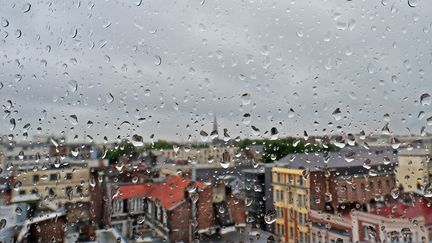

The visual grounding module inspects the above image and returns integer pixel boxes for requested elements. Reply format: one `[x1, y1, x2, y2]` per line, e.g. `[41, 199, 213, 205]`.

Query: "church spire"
[213, 116, 218, 135]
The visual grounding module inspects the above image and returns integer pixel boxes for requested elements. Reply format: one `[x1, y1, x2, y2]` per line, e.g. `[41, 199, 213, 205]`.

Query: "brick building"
[110, 176, 246, 242]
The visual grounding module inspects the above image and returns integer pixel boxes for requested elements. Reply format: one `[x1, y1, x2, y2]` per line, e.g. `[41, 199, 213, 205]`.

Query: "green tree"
[106, 140, 136, 164]
[237, 137, 338, 163]
[144, 140, 172, 150]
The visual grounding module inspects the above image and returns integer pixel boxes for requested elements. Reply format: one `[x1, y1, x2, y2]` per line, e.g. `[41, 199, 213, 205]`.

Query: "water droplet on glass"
[132, 135, 143, 147]
[89, 177, 96, 188]
[332, 108, 342, 121]
[367, 63, 375, 74]
[418, 111, 425, 120]
[15, 207, 22, 215]
[391, 188, 400, 199]
[9, 118, 16, 131]
[420, 93, 431, 106]
[71, 28, 78, 38]
[220, 150, 231, 168]
[391, 137, 401, 149]
[381, 123, 391, 135]
[344, 151, 355, 162]
[14, 181, 22, 190]
[270, 127, 279, 140]
[0, 219, 6, 230]
[106, 93, 114, 104]
[71, 148, 79, 157]
[302, 168, 310, 179]
[144, 89, 151, 96]
[69, 115, 78, 125]
[242, 113, 251, 125]
[426, 116, 432, 126]
[241, 93, 251, 105]
[264, 209, 277, 224]
[251, 125, 260, 136]
[2, 19, 9, 27]
[68, 80, 78, 93]
[22, 3, 31, 13]
[154, 55, 162, 66]
[408, 0, 418, 7]
[199, 130, 208, 142]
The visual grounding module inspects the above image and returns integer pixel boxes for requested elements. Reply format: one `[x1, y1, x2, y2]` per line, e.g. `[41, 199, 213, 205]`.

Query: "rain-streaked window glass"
[0, 0, 431, 243]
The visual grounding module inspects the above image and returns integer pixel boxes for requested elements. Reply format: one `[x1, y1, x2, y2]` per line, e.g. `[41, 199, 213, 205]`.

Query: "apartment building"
[395, 149, 431, 193]
[272, 167, 314, 243]
[242, 168, 266, 229]
[10, 167, 91, 204]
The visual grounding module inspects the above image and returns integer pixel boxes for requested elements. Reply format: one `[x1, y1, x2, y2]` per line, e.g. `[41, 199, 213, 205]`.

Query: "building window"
[312, 233, 317, 243]
[49, 173, 58, 181]
[364, 225, 377, 241]
[147, 201, 152, 214]
[163, 209, 168, 225]
[378, 180, 382, 189]
[369, 181, 374, 190]
[289, 227, 294, 239]
[32, 175, 39, 183]
[289, 191, 293, 204]
[112, 200, 124, 215]
[48, 188, 55, 196]
[66, 173, 73, 180]
[157, 205, 161, 220]
[298, 175, 304, 186]
[19, 190, 26, 195]
[65, 186, 73, 198]
[298, 194, 303, 207]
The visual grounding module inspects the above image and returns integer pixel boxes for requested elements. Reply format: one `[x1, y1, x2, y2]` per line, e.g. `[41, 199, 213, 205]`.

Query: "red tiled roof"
[117, 176, 205, 210]
[371, 199, 432, 225]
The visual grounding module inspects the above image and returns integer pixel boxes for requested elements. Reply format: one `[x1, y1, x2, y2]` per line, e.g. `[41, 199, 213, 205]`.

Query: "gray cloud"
[0, 0, 431, 143]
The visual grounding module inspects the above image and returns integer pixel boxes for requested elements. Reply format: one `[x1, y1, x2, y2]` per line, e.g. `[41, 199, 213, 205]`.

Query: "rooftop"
[117, 176, 205, 210]
[371, 198, 432, 225]
[273, 146, 398, 173]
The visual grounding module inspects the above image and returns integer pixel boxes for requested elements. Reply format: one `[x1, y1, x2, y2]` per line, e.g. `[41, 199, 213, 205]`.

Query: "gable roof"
[117, 176, 205, 210]
[371, 199, 432, 225]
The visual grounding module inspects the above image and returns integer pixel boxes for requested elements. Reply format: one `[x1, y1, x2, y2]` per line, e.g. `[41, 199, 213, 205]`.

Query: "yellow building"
[395, 149, 430, 193]
[272, 167, 310, 243]
[11, 167, 91, 204]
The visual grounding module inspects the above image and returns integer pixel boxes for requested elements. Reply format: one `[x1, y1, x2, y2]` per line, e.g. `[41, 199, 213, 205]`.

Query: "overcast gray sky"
[0, 0, 431, 143]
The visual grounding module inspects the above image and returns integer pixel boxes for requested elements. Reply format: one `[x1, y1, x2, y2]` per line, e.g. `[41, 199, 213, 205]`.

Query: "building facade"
[10, 167, 91, 204]
[396, 149, 431, 193]
[111, 176, 246, 242]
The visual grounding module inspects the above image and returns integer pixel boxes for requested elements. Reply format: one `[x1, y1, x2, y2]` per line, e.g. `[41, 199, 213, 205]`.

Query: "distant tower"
[213, 116, 218, 132]
[213, 116, 218, 135]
